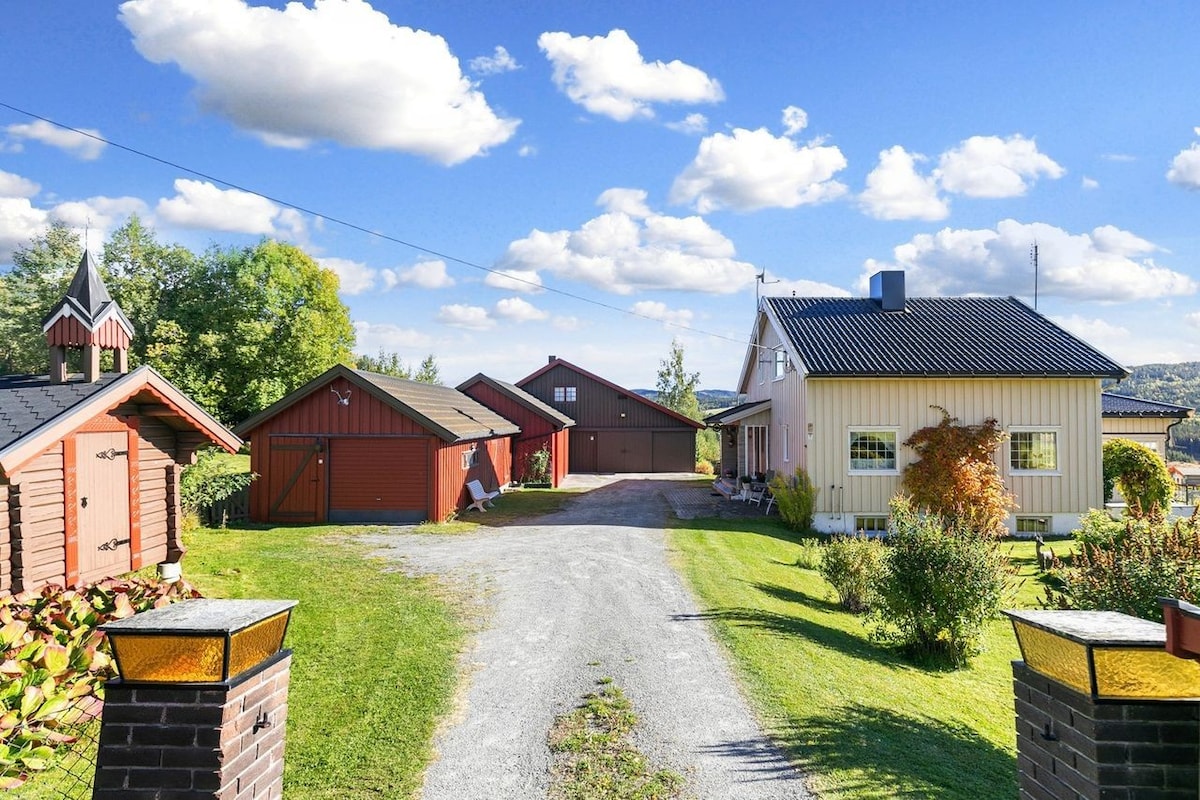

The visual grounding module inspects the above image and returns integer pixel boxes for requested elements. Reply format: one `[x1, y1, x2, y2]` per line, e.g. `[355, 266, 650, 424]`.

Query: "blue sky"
[2, 1, 1199, 390]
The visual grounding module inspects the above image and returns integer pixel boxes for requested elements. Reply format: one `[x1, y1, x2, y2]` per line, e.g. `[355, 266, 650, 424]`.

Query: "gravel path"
[361, 476, 811, 800]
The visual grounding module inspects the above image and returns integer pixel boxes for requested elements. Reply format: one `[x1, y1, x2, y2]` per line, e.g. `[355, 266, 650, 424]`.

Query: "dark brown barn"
[236, 365, 520, 523]
[457, 373, 575, 487]
[516, 357, 702, 473]
[0, 252, 241, 594]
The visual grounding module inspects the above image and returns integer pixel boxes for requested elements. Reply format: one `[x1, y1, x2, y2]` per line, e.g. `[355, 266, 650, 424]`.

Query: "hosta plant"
[0, 577, 201, 788]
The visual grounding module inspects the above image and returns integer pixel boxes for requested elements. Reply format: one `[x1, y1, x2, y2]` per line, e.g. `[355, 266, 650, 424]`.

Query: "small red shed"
[457, 373, 575, 487]
[0, 252, 242, 594]
[236, 365, 520, 524]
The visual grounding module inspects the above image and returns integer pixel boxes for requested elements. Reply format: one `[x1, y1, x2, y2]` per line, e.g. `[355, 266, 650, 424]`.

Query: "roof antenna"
[755, 269, 780, 310]
[1030, 241, 1039, 310]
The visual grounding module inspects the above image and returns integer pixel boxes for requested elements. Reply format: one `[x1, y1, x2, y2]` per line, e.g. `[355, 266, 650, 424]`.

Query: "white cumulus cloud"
[353, 320, 433, 351]
[936, 134, 1064, 198]
[861, 219, 1196, 302]
[494, 296, 548, 322]
[781, 106, 808, 136]
[156, 179, 304, 236]
[630, 300, 693, 327]
[0, 170, 40, 198]
[394, 259, 455, 289]
[538, 29, 723, 121]
[859, 146, 948, 221]
[5, 120, 106, 160]
[761, 278, 852, 298]
[0, 198, 50, 263]
[498, 188, 758, 295]
[119, 0, 518, 165]
[484, 268, 544, 294]
[670, 127, 848, 213]
[320, 258, 377, 295]
[665, 113, 708, 135]
[469, 45, 519, 75]
[1167, 138, 1200, 189]
[0, 193, 146, 263]
[1081, 176, 1099, 190]
[437, 303, 494, 330]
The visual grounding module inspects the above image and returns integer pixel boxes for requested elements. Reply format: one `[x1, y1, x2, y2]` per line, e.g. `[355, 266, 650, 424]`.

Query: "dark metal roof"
[456, 373, 575, 429]
[41, 251, 135, 334]
[703, 400, 770, 426]
[0, 373, 125, 451]
[1101, 392, 1194, 418]
[764, 296, 1130, 378]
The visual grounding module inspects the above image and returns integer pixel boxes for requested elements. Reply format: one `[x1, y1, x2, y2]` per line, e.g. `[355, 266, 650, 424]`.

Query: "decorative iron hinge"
[96, 448, 129, 460]
[97, 538, 132, 552]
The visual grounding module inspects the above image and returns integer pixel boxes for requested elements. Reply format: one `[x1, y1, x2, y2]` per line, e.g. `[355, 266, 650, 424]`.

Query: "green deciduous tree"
[901, 407, 1015, 538]
[1102, 438, 1174, 516]
[414, 354, 442, 385]
[0, 221, 82, 373]
[655, 338, 700, 419]
[356, 349, 412, 378]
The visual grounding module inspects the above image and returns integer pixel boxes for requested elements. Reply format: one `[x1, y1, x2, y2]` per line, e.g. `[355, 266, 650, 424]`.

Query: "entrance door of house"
[76, 431, 132, 584]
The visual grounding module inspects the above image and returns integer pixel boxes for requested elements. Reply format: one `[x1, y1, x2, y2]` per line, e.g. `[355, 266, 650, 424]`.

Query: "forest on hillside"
[1107, 362, 1200, 461]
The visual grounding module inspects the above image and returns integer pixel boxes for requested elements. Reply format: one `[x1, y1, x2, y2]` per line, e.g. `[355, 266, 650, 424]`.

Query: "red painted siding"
[246, 375, 513, 523]
[461, 382, 569, 486]
[46, 316, 131, 349]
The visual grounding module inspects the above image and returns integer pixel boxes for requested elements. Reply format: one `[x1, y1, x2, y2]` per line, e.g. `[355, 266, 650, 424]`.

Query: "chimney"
[41, 251, 134, 383]
[869, 270, 906, 312]
[548, 355, 557, 364]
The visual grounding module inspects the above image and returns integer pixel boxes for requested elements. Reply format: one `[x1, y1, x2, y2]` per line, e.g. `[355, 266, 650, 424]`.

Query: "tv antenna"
[755, 269, 780, 309]
[1030, 242, 1039, 310]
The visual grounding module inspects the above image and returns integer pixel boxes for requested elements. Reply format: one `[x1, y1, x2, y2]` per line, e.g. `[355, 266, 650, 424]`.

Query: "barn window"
[553, 386, 577, 402]
[463, 447, 479, 470]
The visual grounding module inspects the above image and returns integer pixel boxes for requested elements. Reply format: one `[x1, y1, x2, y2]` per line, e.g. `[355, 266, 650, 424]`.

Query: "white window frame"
[782, 423, 790, 463]
[745, 425, 769, 477]
[553, 386, 577, 402]
[462, 447, 479, 470]
[848, 427, 899, 475]
[855, 516, 889, 534]
[1016, 517, 1050, 535]
[1009, 427, 1060, 475]
[773, 349, 787, 380]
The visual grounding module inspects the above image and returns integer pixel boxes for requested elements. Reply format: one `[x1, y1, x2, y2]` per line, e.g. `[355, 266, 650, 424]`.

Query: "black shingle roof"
[0, 374, 125, 450]
[764, 296, 1129, 378]
[1101, 392, 1193, 417]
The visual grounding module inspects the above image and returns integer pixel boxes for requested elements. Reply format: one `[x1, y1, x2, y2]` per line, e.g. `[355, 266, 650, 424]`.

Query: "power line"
[0, 100, 770, 351]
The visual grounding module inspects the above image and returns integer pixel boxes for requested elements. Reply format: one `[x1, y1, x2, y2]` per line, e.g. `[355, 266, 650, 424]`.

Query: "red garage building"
[237, 365, 519, 524]
[517, 357, 702, 473]
[458, 373, 575, 487]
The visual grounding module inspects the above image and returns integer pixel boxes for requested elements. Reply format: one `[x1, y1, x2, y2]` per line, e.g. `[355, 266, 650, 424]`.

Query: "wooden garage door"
[652, 431, 696, 472]
[569, 429, 598, 473]
[268, 437, 323, 523]
[329, 438, 428, 523]
[596, 432, 653, 473]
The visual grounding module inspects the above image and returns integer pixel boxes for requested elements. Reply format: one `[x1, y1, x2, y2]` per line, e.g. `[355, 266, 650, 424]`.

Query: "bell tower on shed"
[41, 251, 134, 384]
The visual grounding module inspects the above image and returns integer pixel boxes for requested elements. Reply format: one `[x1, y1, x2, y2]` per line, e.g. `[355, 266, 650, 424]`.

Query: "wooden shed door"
[569, 430, 598, 473]
[76, 432, 131, 584]
[268, 437, 324, 522]
[328, 438, 428, 523]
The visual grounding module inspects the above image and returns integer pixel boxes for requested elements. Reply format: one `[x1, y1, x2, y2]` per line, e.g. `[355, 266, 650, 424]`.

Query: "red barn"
[457, 373, 575, 487]
[517, 357, 702, 473]
[236, 365, 520, 524]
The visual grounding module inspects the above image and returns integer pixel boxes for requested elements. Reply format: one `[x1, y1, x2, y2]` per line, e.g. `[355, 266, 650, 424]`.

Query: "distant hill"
[1107, 362, 1200, 461]
[634, 389, 738, 411]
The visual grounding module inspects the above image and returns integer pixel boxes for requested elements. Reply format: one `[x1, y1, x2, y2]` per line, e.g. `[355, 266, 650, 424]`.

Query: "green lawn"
[668, 519, 1066, 799]
[182, 523, 466, 799]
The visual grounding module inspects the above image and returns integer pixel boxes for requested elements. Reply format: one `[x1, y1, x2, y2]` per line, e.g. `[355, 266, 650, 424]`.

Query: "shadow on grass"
[776, 704, 1016, 799]
[748, 580, 842, 614]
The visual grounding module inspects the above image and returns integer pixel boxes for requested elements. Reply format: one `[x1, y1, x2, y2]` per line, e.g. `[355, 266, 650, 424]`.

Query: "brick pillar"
[93, 652, 291, 799]
[1013, 660, 1199, 799]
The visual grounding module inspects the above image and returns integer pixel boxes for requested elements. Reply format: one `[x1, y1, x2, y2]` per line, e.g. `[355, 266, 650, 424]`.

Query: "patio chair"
[466, 479, 501, 512]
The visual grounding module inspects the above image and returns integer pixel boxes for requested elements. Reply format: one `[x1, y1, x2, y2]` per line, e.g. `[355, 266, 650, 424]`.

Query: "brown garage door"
[652, 431, 696, 472]
[329, 438, 428, 523]
[596, 431, 653, 473]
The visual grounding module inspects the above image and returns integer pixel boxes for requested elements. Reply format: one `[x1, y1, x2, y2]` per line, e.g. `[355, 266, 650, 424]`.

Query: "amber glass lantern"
[102, 599, 297, 684]
[1006, 609, 1200, 702]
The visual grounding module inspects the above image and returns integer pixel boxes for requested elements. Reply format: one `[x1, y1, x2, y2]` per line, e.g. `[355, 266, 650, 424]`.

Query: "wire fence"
[11, 720, 97, 800]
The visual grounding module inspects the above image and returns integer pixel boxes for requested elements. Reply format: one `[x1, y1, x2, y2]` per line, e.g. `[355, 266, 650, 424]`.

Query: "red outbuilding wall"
[460, 381, 569, 487]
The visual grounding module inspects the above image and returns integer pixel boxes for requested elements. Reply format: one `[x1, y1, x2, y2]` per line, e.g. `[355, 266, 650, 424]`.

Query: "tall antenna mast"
[755, 269, 780, 310]
[1030, 241, 1039, 310]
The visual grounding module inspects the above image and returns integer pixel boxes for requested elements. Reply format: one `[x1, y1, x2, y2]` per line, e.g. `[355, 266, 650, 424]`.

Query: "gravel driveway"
[362, 476, 811, 800]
